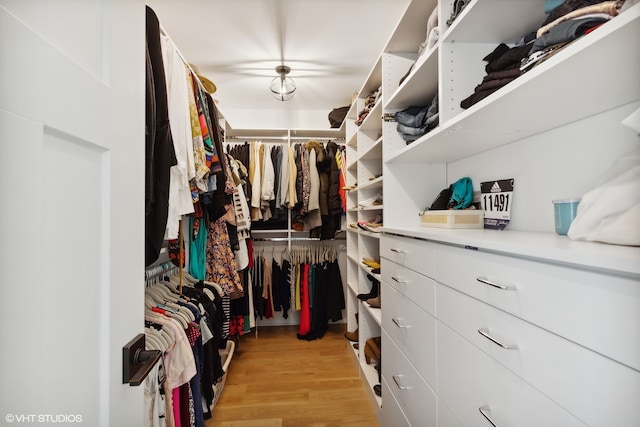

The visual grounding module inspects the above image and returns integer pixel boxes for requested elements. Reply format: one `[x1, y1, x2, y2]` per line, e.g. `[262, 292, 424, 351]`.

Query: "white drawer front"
[435, 243, 640, 371]
[381, 234, 437, 278]
[380, 377, 412, 427]
[382, 281, 437, 387]
[437, 282, 640, 426]
[382, 330, 437, 427]
[437, 321, 586, 427]
[437, 399, 462, 427]
[382, 257, 436, 316]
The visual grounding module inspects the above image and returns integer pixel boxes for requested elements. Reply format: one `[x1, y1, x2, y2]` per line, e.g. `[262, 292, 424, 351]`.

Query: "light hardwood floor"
[205, 324, 379, 427]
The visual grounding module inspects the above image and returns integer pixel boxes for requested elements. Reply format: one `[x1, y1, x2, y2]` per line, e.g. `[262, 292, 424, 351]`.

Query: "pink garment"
[172, 388, 181, 427]
[298, 264, 311, 336]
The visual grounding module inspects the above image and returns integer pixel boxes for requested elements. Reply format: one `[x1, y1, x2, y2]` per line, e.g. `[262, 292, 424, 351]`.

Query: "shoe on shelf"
[367, 283, 381, 308]
[367, 294, 381, 308]
[344, 328, 358, 342]
[358, 221, 383, 233]
[373, 384, 381, 397]
[358, 193, 382, 207]
[357, 275, 379, 301]
[371, 267, 380, 275]
[364, 336, 382, 364]
[362, 258, 381, 269]
[344, 313, 359, 342]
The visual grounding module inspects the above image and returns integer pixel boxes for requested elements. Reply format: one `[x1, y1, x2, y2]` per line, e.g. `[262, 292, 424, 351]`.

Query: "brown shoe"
[366, 295, 380, 308]
[344, 328, 358, 342]
[364, 336, 381, 364]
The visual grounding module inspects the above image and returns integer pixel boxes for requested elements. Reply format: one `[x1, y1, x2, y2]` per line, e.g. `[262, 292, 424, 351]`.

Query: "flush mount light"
[270, 65, 296, 101]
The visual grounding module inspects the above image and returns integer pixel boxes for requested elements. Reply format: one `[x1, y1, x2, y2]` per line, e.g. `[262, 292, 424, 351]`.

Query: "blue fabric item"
[395, 105, 430, 127]
[449, 177, 474, 210]
[544, 0, 565, 13]
[189, 217, 207, 280]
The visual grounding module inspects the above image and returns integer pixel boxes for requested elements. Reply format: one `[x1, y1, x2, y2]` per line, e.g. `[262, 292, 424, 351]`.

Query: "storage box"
[420, 210, 484, 229]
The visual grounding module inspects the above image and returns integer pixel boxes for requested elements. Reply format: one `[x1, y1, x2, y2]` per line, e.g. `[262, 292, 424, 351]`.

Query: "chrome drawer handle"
[392, 318, 410, 328]
[392, 375, 410, 390]
[479, 406, 498, 427]
[476, 276, 515, 290]
[391, 276, 407, 284]
[478, 328, 518, 350]
[390, 248, 405, 253]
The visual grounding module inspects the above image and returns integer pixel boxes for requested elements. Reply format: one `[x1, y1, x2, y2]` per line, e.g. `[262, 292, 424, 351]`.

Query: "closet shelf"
[360, 362, 383, 409]
[386, 6, 640, 165]
[359, 205, 384, 211]
[358, 230, 382, 239]
[358, 176, 383, 192]
[359, 100, 383, 132]
[380, 227, 640, 277]
[358, 137, 383, 161]
[347, 281, 358, 295]
[384, 47, 438, 112]
[383, 0, 438, 52]
[362, 302, 382, 326]
[442, 0, 546, 45]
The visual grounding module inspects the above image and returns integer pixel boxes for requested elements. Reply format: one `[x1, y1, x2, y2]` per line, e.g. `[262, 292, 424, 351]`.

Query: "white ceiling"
[145, 0, 411, 129]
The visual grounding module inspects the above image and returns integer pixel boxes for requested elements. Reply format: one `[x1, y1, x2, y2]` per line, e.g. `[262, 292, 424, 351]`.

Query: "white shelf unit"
[372, 1, 640, 426]
[344, 55, 385, 419]
[224, 126, 346, 247]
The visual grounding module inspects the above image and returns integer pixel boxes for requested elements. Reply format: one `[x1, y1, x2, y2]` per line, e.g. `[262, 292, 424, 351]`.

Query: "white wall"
[222, 107, 332, 130]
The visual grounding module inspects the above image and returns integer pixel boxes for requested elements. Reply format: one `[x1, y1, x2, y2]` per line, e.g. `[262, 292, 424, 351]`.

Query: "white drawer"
[382, 257, 436, 316]
[437, 399, 462, 427]
[435, 243, 640, 371]
[381, 234, 437, 278]
[382, 330, 437, 427]
[437, 282, 640, 427]
[437, 321, 586, 427]
[380, 377, 412, 427]
[382, 281, 437, 387]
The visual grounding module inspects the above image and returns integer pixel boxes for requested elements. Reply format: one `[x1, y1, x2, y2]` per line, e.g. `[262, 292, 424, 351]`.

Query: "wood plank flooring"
[205, 324, 379, 427]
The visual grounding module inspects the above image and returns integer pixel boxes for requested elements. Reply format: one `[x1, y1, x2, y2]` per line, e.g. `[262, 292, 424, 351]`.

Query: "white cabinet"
[437, 320, 586, 427]
[437, 281, 640, 426]
[344, 56, 384, 415]
[347, 0, 640, 425]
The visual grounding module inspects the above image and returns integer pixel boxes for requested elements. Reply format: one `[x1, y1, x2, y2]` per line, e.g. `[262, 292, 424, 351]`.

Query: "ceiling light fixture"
[270, 65, 296, 101]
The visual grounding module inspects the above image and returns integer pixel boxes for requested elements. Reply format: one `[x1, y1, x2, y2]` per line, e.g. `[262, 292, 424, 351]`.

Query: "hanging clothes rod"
[225, 136, 344, 142]
[159, 25, 207, 94]
[252, 236, 346, 242]
[145, 261, 178, 280]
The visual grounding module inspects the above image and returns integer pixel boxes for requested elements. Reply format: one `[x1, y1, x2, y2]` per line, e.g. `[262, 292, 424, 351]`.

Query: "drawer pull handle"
[476, 277, 514, 290]
[391, 276, 407, 284]
[479, 406, 498, 427]
[392, 318, 410, 328]
[392, 375, 410, 390]
[390, 248, 405, 253]
[478, 328, 518, 350]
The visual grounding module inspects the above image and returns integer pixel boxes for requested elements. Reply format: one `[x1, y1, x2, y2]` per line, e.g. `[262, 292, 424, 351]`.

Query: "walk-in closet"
[2, 0, 639, 426]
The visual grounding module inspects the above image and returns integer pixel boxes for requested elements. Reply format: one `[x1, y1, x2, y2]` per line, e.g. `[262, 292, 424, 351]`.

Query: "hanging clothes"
[159, 34, 195, 241]
[205, 218, 244, 300]
[145, 6, 178, 266]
